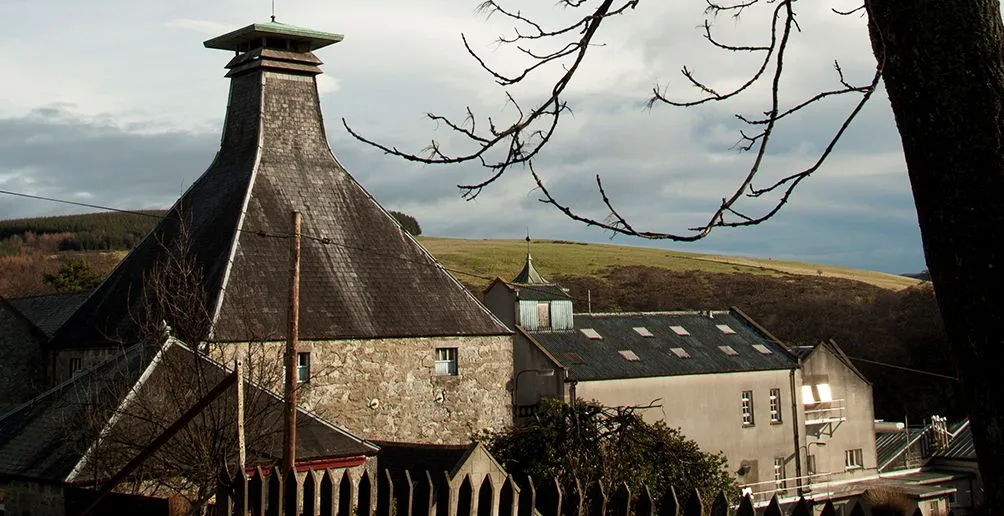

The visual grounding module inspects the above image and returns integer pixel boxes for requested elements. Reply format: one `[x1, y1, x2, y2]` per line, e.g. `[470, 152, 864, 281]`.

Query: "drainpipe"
[790, 368, 803, 496]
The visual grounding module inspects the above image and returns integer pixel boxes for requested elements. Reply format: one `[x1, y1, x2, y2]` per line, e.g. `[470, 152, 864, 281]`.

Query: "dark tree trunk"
[867, 0, 1004, 510]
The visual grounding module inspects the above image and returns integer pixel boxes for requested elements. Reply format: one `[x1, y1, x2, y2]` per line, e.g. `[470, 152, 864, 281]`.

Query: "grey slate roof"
[525, 311, 797, 381]
[6, 292, 89, 338]
[0, 344, 150, 482]
[51, 36, 508, 348]
[0, 340, 376, 483]
[511, 283, 571, 302]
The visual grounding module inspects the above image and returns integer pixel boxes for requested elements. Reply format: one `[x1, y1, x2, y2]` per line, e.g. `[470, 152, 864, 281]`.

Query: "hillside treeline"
[552, 266, 957, 422]
[0, 211, 163, 252]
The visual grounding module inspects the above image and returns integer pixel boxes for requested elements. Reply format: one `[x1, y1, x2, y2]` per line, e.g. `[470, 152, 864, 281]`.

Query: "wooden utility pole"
[283, 211, 301, 473]
[236, 358, 246, 472]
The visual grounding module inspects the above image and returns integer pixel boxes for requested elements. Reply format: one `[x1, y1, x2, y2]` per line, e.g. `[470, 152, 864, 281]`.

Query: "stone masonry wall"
[0, 305, 48, 413]
[212, 334, 512, 444]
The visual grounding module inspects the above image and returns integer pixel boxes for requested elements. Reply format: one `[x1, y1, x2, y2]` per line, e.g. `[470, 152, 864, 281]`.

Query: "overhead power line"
[0, 189, 163, 218]
[846, 355, 959, 382]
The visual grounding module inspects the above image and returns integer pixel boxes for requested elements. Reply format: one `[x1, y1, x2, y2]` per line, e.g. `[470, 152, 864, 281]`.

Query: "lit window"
[669, 325, 690, 336]
[801, 385, 816, 405]
[716, 324, 737, 334]
[774, 457, 786, 490]
[670, 347, 691, 359]
[69, 358, 82, 377]
[844, 448, 863, 469]
[633, 327, 654, 337]
[752, 344, 773, 355]
[741, 390, 755, 426]
[618, 350, 640, 361]
[769, 388, 782, 423]
[296, 352, 310, 383]
[435, 347, 458, 376]
[580, 328, 602, 340]
[816, 383, 833, 403]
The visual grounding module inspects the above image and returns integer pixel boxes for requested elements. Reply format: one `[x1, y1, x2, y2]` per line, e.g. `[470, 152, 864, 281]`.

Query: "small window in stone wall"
[297, 352, 310, 383]
[435, 347, 458, 376]
[70, 357, 82, 377]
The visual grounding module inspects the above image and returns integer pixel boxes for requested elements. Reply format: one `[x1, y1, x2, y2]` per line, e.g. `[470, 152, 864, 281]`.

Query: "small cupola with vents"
[483, 245, 574, 332]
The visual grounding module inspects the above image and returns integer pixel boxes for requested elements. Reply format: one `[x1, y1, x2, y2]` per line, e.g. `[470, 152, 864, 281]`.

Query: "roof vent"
[580, 328, 602, 340]
[716, 324, 737, 335]
[618, 350, 640, 361]
[670, 348, 691, 359]
[670, 325, 690, 336]
[718, 345, 739, 356]
[565, 352, 585, 364]
[752, 344, 773, 355]
[633, 327, 654, 337]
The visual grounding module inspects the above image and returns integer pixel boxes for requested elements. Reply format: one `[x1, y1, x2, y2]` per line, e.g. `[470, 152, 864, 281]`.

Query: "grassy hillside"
[418, 237, 922, 291]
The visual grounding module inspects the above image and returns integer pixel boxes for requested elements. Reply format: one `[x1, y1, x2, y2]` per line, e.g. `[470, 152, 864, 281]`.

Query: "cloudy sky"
[0, 0, 924, 274]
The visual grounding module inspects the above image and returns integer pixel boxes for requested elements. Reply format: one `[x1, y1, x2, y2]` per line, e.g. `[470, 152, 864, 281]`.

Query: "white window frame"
[769, 388, 782, 423]
[845, 448, 863, 469]
[435, 347, 458, 376]
[774, 457, 786, 490]
[741, 390, 755, 426]
[296, 352, 310, 383]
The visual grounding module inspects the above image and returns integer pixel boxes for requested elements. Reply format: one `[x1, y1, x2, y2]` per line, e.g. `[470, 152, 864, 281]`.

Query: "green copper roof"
[204, 21, 343, 51]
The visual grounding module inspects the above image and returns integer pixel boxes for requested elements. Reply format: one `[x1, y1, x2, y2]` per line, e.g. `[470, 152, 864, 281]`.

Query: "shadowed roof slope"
[6, 292, 88, 338]
[51, 22, 508, 347]
[524, 311, 797, 381]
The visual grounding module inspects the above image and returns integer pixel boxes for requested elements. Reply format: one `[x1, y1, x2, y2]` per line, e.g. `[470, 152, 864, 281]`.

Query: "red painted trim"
[245, 455, 368, 477]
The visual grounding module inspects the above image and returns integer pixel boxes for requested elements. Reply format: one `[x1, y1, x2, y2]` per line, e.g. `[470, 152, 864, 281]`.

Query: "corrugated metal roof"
[934, 419, 976, 460]
[526, 311, 796, 381]
[6, 292, 89, 338]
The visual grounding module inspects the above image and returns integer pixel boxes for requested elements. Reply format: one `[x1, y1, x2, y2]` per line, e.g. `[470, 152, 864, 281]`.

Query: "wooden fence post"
[709, 492, 728, 516]
[657, 486, 680, 516]
[517, 478, 535, 516]
[377, 469, 394, 516]
[635, 485, 654, 516]
[586, 481, 606, 516]
[399, 470, 415, 516]
[736, 494, 754, 516]
[763, 495, 781, 516]
[820, 500, 836, 516]
[791, 497, 812, 516]
[536, 476, 562, 516]
[682, 488, 702, 516]
[610, 482, 631, 516]
[266, 467, 282, 516]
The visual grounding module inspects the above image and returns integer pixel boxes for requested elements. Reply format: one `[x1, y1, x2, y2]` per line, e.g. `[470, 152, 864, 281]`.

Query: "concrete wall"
[0, 304, 48, 413]
[800, 343, 878, 484]
[213, 334, 513, 444]
[512, 332, 564, 410]
[573, 368, 801, 489]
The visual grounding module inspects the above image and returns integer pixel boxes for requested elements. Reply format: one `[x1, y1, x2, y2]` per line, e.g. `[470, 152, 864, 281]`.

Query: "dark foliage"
[42, 260, 103, 293]
[477, 398, 737, 508]
[0, 211, 162, 252]
[389, 211, 422, 236]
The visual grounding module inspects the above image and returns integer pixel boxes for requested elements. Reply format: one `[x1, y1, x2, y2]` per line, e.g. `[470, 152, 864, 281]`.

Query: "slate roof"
[51, 31, 508, 348]
[373, 441, 470, 477]
[0, 344, 151, 482]
[5, 292, 89, 338]
[524, 310, 797, 381]
[0, 340, 376, 483]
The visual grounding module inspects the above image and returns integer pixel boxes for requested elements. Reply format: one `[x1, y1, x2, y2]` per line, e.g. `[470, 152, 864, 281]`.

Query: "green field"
[417, 237, 922, 291]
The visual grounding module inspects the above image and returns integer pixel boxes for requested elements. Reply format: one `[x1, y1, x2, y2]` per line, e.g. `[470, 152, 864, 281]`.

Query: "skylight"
[580, 328, 602, 340]
[670, 325, 690, 336]
[752, 344, 773, 355]
[670, 348, 691, 359]
[716, 324, 737, 335]
[565, 352, 585, 364]
[618, 350, 641, 361]
[633, 327, 654, 337]
[718, 345, 739, 356]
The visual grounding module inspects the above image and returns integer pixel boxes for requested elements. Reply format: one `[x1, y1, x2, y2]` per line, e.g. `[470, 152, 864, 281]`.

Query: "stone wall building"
[0, 20, 514, 445]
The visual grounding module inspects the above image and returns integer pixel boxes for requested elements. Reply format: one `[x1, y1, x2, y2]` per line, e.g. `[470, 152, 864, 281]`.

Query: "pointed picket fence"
[213, 466, 941, 516]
